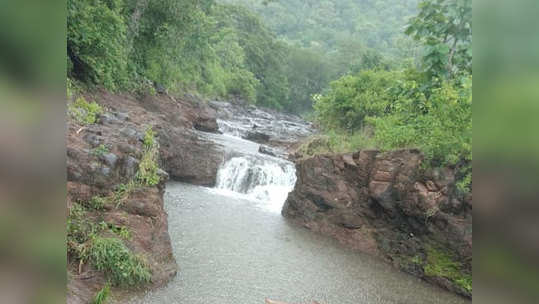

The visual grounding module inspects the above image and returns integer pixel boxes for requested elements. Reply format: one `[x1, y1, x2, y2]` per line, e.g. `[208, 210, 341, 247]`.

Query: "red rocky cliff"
[283, 150, 472, 298]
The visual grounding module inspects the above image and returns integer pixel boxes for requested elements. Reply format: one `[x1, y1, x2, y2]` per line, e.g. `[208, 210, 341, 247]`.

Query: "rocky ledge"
[282, 150, 472, 298]
[67, 90, 225, 303]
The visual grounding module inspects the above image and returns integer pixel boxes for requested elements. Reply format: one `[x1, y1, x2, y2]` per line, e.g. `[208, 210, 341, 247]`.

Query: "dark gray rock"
[83, 134, 101, 147]
[98, 112, 120, 125]
[258, 145, 276, 156]
[244, 131, 270, 143]
[124, 156, 139, 178]
[115, 112, 129, 121]
[100, 152, 118, 168]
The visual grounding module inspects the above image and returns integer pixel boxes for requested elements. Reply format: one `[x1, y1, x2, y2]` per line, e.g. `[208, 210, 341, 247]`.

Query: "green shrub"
[111, 181, 136, 208]
[67, 203, 97, 261]
[142, 127, 156, 150]
[67, 203, 95, 244]
[89, 196, 106, 210]
[424, 245, 472, 293]
[297, 128, 377, 159]
[368, 77, 472, 167]
[107, 223, 131, 240]
[67, 0, 128, 89]
[313, 68, 472, 192]
[68, 96, 103, 125]
[91, 284, 111, 304]
[137, 127, 160, 186]
[89, 237, 151, 287]
[314, 70, 401, 130]
[137, 150, 160, 186]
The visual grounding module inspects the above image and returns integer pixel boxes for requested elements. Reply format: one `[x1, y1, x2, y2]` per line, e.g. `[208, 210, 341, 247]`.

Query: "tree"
[286, 48, 332, 113]
[67, 0, 129, 90]
[405, 0, 472, 78]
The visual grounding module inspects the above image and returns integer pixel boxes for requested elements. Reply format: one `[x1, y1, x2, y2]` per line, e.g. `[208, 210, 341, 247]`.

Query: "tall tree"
[405, 0, 472, 78]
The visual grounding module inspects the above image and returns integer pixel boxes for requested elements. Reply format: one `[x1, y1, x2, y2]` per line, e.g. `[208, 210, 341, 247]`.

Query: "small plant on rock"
[136, 127, 160, 186]
[91, 144, 109, 157]
[90, 196, 106, 210]
[89, 237, 151, 287]
[111, 181, 136, 208]
[91, 283, 111, 304]
[68, 96, 103, 125]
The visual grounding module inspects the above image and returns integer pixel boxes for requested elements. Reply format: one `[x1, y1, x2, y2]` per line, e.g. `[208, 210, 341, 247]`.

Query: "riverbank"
[66, 88, 313, 303]
[66, 89, 227, 303]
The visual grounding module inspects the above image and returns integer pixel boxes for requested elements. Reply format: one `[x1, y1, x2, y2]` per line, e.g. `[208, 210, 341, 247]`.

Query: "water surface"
[131, 182, 470, 304]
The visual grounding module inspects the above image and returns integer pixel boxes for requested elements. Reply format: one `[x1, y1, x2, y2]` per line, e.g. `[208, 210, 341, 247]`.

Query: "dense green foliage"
[310, 0, 472, 189]
[222, 0, 419, 60]
[315, 70, 402, 130]
[67, 0, 424, 113]
[406, 0, 472, 78]
[67, 0, 472, 180]
[67, 0, 292, 110]
[67, 0, 129, 90]
[68, 96, 104, 125]
[212, 4, 289, 108]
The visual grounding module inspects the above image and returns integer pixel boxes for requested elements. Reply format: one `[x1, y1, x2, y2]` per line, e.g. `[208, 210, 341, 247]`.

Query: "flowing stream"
[130, 103, 470, 304]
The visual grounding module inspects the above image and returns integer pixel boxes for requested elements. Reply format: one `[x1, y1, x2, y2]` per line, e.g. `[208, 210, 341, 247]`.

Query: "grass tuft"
[424, 245, 472, 292]
[91, 283, 111, 304]
[89, 237, 151, 287]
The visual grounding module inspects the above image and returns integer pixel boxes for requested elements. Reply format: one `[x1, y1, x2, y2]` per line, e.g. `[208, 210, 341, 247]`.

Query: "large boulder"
[158, 127, 224, 186]
[282, 149, 472, 298]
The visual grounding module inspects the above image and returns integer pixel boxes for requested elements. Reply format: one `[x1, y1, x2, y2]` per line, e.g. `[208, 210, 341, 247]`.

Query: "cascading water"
[208, 107, 300, 212]
[214, 155, 297, 212]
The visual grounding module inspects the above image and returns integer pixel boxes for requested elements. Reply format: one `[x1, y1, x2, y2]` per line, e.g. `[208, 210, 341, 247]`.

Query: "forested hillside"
[68, 0, 290, 109]
[68, 0, 424, 114]
[221, 0, 419, 60]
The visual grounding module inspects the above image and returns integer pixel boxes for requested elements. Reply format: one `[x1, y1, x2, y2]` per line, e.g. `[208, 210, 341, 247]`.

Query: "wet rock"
[154, 82, 167, 94]
[283, 150, 472, 298]
[245, 131, 270, 143]
[100, 166, 111, 177]
[115, 112, 129, 121]
[83, 133, 101, 147]
[120, 126, 138, 140]
[210, 100, 313, 146]
[159, 128, 223, 186]
[194, 119, 220, 133]
[124, 156, 139, 178]
[157, 168, 169, 181]
[258, 145, 277, 157]
[99, 152, 118, 168]
[117, 143, 137, 155]
[98, 112, 120, 125]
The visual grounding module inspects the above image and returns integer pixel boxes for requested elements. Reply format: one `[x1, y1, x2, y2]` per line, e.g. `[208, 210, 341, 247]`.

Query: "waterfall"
[214, 155, 297, 212]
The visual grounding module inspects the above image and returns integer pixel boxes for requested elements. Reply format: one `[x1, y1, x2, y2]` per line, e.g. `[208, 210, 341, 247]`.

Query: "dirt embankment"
[67, 90, 223, 303]
[283, 150, 472, 298]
